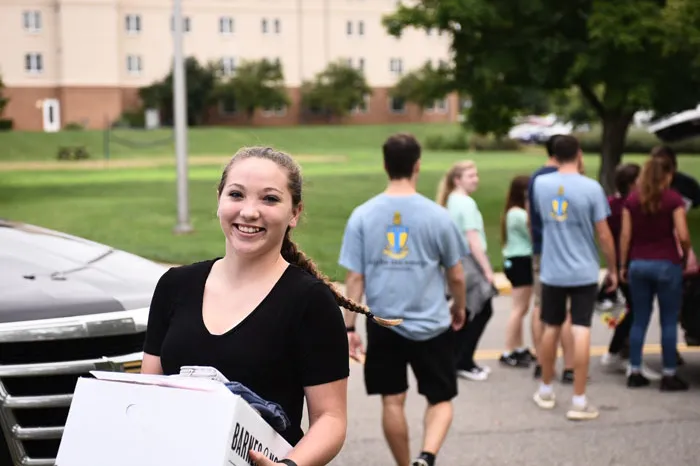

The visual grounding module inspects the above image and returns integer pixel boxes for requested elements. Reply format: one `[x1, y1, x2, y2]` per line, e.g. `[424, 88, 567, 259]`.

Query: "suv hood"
[0, 220, 169, 323]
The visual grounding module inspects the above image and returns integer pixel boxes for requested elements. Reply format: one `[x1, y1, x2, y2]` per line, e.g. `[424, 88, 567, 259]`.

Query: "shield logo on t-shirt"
[383, 211, 410, 259]
[550, 185, 569, 222]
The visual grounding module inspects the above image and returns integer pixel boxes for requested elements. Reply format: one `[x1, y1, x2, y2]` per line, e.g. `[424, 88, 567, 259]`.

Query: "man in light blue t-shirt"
[338, 133, 467, 466]
[531, 134, 617, 423]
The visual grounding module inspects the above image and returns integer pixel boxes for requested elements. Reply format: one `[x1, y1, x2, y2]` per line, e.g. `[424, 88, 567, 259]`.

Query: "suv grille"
[0, 332, 145, 466]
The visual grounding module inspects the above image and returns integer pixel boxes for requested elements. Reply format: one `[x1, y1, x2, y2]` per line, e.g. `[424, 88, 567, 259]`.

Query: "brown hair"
[638, 156, 674, 215]
[500, 175, 530, 246]
[614, 163, 641, 198]
[435, 160, 476, 207]
[217, 146, 401, 327]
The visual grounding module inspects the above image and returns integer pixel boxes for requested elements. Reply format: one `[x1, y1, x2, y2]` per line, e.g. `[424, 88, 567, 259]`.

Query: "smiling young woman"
[140, 146, 400, 466]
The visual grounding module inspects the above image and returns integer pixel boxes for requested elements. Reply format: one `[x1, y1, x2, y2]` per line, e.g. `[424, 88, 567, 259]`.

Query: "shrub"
[470, 134, 521, 151]
[0, 119, 13, 131]
[424, 131, 470, 151]
[574, 125, 700, 155]
[423, 131, 522, 152]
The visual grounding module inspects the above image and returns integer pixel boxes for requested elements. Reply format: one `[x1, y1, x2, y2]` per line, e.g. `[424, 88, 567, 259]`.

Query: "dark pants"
[455, 299, 493, 371]
[608, 282, 632, 354]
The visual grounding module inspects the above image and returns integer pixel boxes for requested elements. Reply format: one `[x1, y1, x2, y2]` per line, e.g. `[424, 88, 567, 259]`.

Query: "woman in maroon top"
[620, 156, 691, 392]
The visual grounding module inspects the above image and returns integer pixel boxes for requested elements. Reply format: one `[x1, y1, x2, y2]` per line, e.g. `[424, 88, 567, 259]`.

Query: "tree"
[383, 0, 700, 192]
[390, 61, 452, 115]
[138, 57, 218, 126]
[0, 75, 9, 118]
[212, 59, 290, 122]
[300, 61, 371, 121]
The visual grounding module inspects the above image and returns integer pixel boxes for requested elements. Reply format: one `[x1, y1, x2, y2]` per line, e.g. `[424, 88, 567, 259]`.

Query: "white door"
[42, 99, 61, 132]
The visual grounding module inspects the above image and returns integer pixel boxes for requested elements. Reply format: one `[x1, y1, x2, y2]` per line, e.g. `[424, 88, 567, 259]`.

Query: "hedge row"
[423, 125, 700, 154]
[574, 126, 700, 155]
[423, 131, 522, 152]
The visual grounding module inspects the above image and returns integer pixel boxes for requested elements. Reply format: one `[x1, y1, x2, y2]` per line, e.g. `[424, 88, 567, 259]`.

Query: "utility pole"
[172, 0, 193, 234]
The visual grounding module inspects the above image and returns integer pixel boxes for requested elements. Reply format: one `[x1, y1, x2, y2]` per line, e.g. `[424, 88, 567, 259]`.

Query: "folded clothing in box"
[177, 365, 291, 434]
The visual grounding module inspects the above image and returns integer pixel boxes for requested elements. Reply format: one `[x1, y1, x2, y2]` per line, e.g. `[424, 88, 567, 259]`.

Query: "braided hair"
[217, 146, 401, 328]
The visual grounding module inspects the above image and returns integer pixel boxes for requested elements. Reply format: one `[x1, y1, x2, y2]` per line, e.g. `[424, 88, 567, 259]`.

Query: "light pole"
[172, 0, 193, 234]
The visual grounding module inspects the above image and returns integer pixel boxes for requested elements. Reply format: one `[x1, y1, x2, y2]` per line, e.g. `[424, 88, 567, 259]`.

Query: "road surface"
[313, 293, 700, 466]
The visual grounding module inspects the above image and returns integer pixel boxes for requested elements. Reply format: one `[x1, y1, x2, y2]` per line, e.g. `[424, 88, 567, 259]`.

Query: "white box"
[55, 371, 293, 466]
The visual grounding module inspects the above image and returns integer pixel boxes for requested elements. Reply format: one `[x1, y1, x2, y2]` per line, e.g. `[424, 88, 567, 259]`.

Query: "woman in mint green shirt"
[500, 175, 534, 369]
[437, 160, 494, 382]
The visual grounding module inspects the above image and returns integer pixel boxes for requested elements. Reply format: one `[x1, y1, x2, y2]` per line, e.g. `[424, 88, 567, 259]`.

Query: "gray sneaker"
[533, 390, 556, 409]
[566, 402, 599, 421]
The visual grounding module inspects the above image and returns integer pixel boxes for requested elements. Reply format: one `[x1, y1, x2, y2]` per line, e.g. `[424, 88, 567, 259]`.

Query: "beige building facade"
[0, 0, 459, 131]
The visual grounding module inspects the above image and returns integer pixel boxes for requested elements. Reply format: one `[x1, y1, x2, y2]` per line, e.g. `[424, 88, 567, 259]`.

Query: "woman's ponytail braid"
[281, 230, 401, 328]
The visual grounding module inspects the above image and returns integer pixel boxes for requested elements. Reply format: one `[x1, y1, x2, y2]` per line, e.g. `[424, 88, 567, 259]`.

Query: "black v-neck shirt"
[143, 258, 350, 446]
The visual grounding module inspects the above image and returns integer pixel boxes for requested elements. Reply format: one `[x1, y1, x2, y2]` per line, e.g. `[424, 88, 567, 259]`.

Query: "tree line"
[133, 56, 459, 127]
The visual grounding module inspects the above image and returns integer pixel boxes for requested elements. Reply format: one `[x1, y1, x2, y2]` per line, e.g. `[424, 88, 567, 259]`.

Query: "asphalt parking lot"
[325, 294, 700, 466]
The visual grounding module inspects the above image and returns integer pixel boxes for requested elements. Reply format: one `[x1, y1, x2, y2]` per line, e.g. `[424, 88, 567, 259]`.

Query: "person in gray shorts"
[338, 133, 467, 466]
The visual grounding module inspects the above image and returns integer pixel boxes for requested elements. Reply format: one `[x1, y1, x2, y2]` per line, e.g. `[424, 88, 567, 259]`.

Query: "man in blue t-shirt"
[531, 135, 617, 422]
[527, 135, 575, 382]
[338, 133, 467, 466]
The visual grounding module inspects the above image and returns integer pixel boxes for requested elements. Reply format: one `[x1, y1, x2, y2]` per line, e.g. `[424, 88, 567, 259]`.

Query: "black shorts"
[504, 255, 534, 287]
[541, 283, 598, 328]
[364, 320, 457, 404]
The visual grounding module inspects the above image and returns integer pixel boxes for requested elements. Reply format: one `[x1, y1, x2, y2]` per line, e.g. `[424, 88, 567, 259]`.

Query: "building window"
[25, 53, 43, 73]
[261, 19, 268, 33]
[358, 58, 365, 71]
[171, 16, 191, 32]
[220, 57, 236, 77]
[426, 99, 448, 113]
[127, 55, 142, 74]
[219, 16, 234, 34]
[351, 94, 370, 114]
[346, 21, 353, 35]
[219, 97, 237, 116]
[262, 105, 286, 117]
[23, 11, 42, 32]
[274, 19, 281, 33]
[358, 21, 364, 35]
[390, 97, 406, 113]
[389, 58, 403, 76]
[125, 14, 141, 33]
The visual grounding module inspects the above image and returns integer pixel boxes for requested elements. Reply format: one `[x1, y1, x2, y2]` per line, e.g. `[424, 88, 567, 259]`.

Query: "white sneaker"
[458, 367, 489, 381]
[626, 363, 662, 381]
[533, 390, 556, 409]
[600, 352, 626, 372]
[478, 364, 492, 374]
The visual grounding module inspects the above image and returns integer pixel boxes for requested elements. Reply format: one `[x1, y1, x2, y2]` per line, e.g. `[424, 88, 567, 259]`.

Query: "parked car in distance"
[0, 219, 168, 466]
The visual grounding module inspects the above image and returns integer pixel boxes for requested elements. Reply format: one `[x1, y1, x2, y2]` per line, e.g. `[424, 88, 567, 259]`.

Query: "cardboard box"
[55, 371, 293, 466]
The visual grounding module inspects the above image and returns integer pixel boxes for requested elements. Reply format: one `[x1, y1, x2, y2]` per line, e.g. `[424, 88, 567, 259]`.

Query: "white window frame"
[127, 55, 142, 75]
[274, 19, 281, 34]
[262, 104, 287, 118]
[125, 14, 141, 34]
[25, 53, 43, 74]
[351, 94, 370, 114]
[346, 21, 353, 35]
[219, 16, 234, 35]
[389, 58, 403, 76]
[389, 96, 406, 114]
[220, 57, 236, 77]
[261, 18, 268, 34]
[358, 20, 364, 36]
[23, 11, 42, 32]
[171, 16, 191, 33]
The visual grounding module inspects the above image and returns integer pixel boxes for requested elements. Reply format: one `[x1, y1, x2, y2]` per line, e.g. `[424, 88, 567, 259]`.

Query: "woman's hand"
[248, 450, 288, 466]
[348, 331, 364, 363]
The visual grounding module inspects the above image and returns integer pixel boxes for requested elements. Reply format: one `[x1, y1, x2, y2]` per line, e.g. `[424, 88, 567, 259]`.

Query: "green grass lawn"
[0, 123, 460, 162]
[3, 124, 700, 282]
